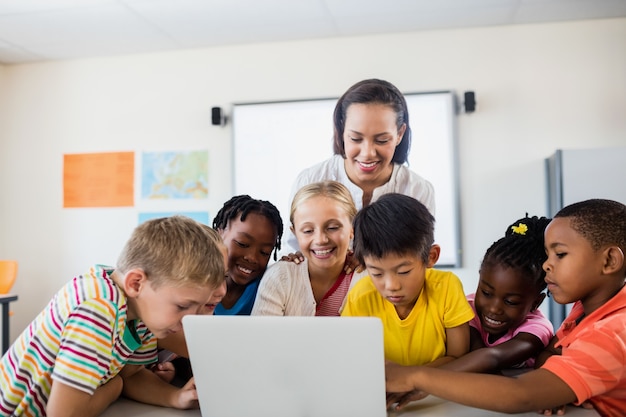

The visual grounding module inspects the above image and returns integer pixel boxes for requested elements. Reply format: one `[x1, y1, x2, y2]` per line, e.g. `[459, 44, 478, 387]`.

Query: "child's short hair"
[290, 180, 357, 224]
[212, 194, 284, 260]
[353, 193, 434, 264]
[116, 215, 225, 289]
[481, 215, 551, 293]
[555, 199, 626, 252]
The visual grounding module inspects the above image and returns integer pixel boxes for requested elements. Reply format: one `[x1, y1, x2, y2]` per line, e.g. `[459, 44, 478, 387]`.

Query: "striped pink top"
[315, 270, 354, 316]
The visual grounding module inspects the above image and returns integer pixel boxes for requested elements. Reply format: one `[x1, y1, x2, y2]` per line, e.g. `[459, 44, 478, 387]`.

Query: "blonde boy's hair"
[116, 215, 225, 289]
[290, 180, 357, 225]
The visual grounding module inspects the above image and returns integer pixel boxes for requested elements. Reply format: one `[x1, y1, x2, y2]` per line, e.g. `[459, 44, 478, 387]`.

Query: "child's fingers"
[182, 376, 196, 390]
[394, 390, 428, 410]
[538, 405, 566, 416]
[175, 377, 200, 409]
[581, 401, 594, 409]
[280, 252, 303, 264]
[385, 392, 403, 410]
[344, 250, 364, 273]
[178, 389, 199, 409]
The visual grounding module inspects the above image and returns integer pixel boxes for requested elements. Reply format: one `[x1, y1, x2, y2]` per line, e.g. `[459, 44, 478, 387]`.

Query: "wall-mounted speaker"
[211, 107, 223, 126]
[464, 91, 476, 113]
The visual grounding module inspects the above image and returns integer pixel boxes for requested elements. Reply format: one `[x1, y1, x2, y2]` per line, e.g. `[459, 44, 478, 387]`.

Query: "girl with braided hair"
[153, 195, 283, 385]
[454, 214, 554, 373]
[211, 194, 283, 315]
[387, 214, 554, 410]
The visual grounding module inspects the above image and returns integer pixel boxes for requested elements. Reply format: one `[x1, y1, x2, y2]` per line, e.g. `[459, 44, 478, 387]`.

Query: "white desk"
[101, 397, 599, 417]
[389, 396, 599, 416]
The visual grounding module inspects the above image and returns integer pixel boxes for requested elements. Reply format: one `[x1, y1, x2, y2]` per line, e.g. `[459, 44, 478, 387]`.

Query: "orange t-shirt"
[542, 285, 626, 417]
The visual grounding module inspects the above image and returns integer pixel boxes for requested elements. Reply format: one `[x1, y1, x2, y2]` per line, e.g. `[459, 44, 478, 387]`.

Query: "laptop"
[182, 315, 386, 417]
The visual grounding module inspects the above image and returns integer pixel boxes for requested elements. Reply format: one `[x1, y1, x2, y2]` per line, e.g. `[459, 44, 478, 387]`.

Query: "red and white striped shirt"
[315, 270, 354, 316]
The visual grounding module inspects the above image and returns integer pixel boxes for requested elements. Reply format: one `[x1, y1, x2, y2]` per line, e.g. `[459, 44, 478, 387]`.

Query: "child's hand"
[152, 361, 176, 383]
[386, 389, 428, 410]
[538, 401, 594, 416]
[580, 401, 595, 411]
[172, 377, 199, 409]
[280, 252, 304, 264]
[343, 250, 364, 275]
[384, 361, 419, 394]
[538, 405, 566, 416]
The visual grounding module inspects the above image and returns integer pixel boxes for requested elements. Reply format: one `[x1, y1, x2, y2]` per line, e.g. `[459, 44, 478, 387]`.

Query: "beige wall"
[1, 18, 625, 341]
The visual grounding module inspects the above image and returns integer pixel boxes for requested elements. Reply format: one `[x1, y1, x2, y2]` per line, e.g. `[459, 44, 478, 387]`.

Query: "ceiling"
[1, 0, 625, 65]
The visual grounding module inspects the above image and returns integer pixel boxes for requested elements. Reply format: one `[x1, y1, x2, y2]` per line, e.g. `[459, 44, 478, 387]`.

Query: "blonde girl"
[252, 180, 368, 316]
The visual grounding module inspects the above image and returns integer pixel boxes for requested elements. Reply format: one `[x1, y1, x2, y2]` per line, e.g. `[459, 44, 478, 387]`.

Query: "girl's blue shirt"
[214, 278, 261, 316]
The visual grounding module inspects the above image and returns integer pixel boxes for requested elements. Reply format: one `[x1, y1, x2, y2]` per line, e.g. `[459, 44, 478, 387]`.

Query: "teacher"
[287, 78, 435, 251]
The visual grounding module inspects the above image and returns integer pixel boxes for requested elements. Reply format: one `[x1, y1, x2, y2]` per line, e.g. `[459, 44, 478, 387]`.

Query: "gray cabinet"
[545, 147, 626, 327]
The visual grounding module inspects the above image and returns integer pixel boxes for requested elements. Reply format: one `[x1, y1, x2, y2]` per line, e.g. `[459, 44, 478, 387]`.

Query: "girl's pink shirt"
[466, 293, 554, 368]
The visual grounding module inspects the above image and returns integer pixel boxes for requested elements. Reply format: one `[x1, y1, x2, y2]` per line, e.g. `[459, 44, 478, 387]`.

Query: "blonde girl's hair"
[116, 215, 225, 289]
[290, 180, 357, 225]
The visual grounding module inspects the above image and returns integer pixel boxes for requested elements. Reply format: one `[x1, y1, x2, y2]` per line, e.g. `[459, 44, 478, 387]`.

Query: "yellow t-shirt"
[342, 268, 474, 366]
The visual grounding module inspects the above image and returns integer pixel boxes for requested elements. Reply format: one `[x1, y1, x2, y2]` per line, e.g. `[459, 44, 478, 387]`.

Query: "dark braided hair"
[212, 195, 283, 260]
[480, 214, 552, 293]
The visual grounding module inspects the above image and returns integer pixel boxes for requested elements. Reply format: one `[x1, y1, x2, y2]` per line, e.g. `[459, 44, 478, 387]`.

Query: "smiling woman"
[233, 80, 461, 266]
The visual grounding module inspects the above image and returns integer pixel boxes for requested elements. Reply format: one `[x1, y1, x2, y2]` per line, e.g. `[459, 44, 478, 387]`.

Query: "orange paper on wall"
[63, 152, 135, 208]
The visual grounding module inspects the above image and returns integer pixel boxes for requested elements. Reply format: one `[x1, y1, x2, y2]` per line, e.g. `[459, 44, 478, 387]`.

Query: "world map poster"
[141, 150, 209, 200]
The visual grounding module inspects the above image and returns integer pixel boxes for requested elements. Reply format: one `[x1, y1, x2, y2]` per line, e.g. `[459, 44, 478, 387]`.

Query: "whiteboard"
[232, 92, 461, 267]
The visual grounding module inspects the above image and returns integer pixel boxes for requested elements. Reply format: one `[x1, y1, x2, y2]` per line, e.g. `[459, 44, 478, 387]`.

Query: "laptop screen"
[183, 315, 386, 417]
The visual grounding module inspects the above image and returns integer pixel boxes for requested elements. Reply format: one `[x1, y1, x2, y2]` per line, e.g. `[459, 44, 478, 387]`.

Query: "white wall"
[1, 18, 625, 342]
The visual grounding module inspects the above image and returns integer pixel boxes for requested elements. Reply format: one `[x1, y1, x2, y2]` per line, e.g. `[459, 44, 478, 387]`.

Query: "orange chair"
[0, 260, 18, 294]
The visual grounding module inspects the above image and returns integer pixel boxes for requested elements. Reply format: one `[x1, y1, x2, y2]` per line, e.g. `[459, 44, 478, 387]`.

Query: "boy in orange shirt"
[385, 199, 626, 417]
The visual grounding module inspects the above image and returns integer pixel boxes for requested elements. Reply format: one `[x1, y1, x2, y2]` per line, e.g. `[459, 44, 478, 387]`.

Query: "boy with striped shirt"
[0, 216, 225, 417]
